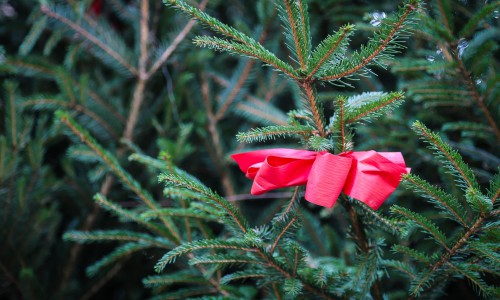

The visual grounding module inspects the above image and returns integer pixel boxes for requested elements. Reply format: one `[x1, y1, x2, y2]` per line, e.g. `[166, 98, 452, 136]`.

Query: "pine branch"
[163, 0, 260, 47]
[469, 241, 500, 264]
[390, 58, 451, 73]
[199, 73, 237, 197]
[143, 272, 208, 287]
[56, 111, 182, 244]
[410, 215, 487, 296]
[270, 215, 299, 253]
[442, 122, 494, 138]
[308, 24, 353, 78]
[19, 16, 47, 56]
[86, 242, 150, 277]
[165, 0, 300, 79]
[351, 199, 403, 235]
[392, 245, 435, 266]
[465, 188, 493, 215]
[155, 239, 253, 272]
[193, 36, 298, 79]
[403, 174, 469, 227]
[220, 270, 267, 284]
[296, 0, 310, 61]
[308, 136, 333, 151]
[435, 0, 453, 37]
[93, 194, 171, 236]
[284, 277, 303, 297]
[345, 91, 404, 124]
[329, 96, 350, 153]
[418, 11, 454, 42]
[235, 99, 289, 126]
[488, 171, 500, 204]
[445, 262, 492, 297]
[341, 196, 383, 300]
[63, 230, 172, 248]
[319, 1, 419, 82]
[352, 250, 381, 298]
[254, 247, 337, 300]
[22, 98, 120, 140]
[159, 172, 248, 233]
[13, 0, 474, 298]
[189, 254, 266, 267]
[2, 56, 56, 77]
[460, 2, 500, 38]
[140, 207, 219, 222]
[274, 187, 301, 222]
[282, 0, 309, 70]
[40, 5, 137, 75]
[384, 259, 417, 280]
[236, 125, 312, 143]
[391, 205, 450, 250]
[54, 68, 77, 104]
[412, 121, 480, 191]
[5, 57, 126, 124]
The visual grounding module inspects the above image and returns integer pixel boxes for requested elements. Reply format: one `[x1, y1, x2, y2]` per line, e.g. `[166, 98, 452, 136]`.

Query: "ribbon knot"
[231, 148, 409, 210]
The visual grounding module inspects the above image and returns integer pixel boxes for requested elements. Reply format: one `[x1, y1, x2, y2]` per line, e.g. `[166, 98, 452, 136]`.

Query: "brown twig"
[455, 54, 500, 143]
[123, 0, 149, 141]
[215, 59, 255, 121]
[270, 216, 298, 253]
[214, 26, 269, 121]
[147, 0, 209, 78]
[302, 80, 326, 137]
[201, 74, 236, 197]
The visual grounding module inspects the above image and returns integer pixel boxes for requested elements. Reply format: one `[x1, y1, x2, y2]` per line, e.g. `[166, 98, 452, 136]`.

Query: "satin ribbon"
[231, 148, 409, 210]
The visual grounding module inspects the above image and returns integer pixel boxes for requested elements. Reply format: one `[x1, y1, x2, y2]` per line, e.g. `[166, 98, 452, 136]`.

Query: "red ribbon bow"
[231, 149, 409, 210]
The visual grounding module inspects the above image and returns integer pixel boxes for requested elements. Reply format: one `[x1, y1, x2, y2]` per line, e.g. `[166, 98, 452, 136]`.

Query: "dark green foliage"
[390, 123, 499, 298]
[1, 0, 498, 299]
[0, 81, 63, 300]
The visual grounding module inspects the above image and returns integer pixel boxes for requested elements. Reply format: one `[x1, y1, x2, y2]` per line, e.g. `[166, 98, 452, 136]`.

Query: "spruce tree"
[1, 0, 498, 299]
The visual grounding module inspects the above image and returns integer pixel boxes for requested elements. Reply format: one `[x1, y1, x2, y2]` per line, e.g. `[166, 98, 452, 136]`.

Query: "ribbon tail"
[305, 152, 352, 208]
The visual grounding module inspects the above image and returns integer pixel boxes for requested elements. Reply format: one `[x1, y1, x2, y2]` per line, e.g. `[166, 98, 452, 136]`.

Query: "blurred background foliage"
[0, 0, 498, 299]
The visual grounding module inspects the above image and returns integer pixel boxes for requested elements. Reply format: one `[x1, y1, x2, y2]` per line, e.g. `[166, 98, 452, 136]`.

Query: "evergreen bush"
[0, 0, 498, 299]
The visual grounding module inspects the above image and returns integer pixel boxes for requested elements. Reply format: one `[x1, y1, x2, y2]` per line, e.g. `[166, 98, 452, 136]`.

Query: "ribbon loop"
[231, 148, 408, 210]
[231, 149, 316, 195]
[342, 151, 409, 210]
